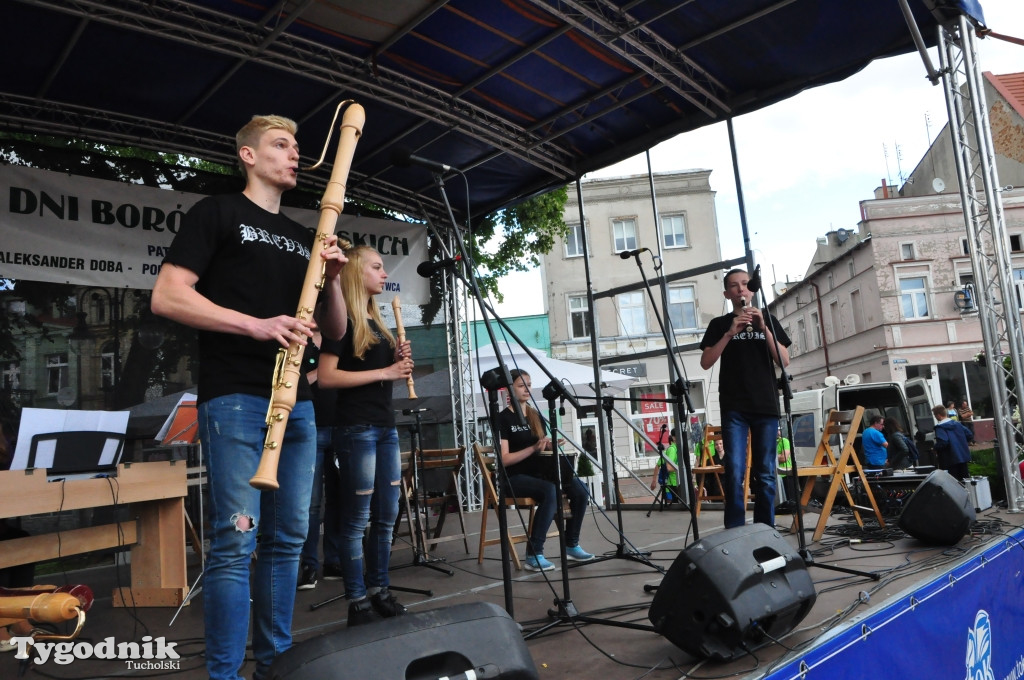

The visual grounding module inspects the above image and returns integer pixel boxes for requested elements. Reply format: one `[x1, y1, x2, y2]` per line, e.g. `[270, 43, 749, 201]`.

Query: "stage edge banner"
[765, 527, 1024, 679]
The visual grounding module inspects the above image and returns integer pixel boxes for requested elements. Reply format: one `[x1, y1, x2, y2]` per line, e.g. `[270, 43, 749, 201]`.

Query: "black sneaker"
[370, 587, 407, 617]
[297, 564, 317, 591]
[347, 598, 377, 627]
[322, 564, 344, 581]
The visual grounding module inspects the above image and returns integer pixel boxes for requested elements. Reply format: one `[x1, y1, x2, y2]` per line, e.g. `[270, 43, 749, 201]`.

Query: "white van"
[784, 378, 932, 467]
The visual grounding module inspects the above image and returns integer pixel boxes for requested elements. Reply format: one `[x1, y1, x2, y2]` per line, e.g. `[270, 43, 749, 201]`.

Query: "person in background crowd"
[957, 400, 976, 444]
[932, 405, 973, 481]
[649, 430, 679, 501]
[862, 415, 889, 468]
[883, 417, 912, 469]
[776, 426, 797, 512]
[946, 401, 959, 421]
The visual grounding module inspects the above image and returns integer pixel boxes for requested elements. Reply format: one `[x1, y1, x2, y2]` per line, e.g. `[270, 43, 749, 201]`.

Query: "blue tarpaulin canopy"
[0, 0, 986, 222]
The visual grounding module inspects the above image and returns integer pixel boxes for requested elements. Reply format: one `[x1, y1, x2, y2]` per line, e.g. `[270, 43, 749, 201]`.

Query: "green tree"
[419, 187, 568, 325]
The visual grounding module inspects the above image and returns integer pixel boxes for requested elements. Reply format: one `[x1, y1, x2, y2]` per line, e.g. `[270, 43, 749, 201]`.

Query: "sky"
[488, 0, 1024, 319]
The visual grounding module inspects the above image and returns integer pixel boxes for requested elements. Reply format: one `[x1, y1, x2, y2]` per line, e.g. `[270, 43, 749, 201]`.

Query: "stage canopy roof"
[0, 1, 986, 223]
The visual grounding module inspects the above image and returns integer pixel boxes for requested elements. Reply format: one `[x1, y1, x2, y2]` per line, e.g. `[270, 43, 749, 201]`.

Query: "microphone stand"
[752, 274, 879, 581]
[420, 167, 522, 614]
[391, 407, 454, 577]
[525, 382, 656, 639]
[621, 249, 701, 541]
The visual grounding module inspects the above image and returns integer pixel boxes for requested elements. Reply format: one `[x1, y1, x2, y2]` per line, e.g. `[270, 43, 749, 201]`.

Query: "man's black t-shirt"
[162, 193, 314, 404]
[322, 319, 395, 428]
[700, 312, 791, 415]
[498, 407, 545, 478]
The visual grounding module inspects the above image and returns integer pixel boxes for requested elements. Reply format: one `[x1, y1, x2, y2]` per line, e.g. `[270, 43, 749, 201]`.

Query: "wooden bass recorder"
[391, 295, 417, 399]
[250, 101, 365, 490]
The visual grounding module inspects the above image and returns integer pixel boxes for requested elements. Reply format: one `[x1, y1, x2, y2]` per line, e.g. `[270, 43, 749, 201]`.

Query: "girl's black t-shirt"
[322, 318, 395, 428]
[498, 407, 545, 478]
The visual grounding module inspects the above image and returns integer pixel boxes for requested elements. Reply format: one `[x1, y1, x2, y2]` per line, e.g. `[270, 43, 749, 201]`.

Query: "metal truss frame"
[938, 15, 1024, 511]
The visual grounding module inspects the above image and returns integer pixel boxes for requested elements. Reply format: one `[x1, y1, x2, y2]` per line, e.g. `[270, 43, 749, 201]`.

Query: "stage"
[4, 498, 1022, 679]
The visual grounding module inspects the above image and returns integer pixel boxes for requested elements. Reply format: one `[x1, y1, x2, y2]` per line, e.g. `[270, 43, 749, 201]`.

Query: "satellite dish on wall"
[932, 177, 946, 193]
[836, 228, 850, 244]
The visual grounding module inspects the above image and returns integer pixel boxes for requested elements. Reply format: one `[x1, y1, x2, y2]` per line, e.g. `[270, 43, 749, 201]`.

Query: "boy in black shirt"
[700, 269, 790, 529]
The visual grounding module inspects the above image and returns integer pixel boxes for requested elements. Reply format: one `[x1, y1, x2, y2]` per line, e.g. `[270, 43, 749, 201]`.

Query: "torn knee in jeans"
[230, 512, 256, 532]
[356, 489, 373, 496]
[389, 479, 401, 487]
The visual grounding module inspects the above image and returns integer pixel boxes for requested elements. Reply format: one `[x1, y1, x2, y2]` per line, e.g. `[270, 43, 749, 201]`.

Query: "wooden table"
[0, 461, 189, 607]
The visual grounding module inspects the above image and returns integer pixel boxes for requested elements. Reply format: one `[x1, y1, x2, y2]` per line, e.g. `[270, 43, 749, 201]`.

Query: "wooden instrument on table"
[250, 101, 365, 490]
[0, 584, 93, 641]
[391, 295, 417, 399]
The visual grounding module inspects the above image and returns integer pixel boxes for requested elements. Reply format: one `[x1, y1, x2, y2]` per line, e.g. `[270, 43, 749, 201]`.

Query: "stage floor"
[5, 498, 1021, 679]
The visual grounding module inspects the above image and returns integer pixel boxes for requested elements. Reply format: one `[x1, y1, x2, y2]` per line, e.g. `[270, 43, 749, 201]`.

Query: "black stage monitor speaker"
[648, 524, 816, 661]
[898, 469, 976, 545]
[268, 602, 538, 680]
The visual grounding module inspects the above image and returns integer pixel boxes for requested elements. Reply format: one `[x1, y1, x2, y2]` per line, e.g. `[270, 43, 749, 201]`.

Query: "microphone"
[743, 298, 753, 334]
[390, 146, 458, 173]
[417, 255, 462, 277]
[747, 264, 762, 292]
[402, 407, 429, 415]
[618, 247, 650, 259]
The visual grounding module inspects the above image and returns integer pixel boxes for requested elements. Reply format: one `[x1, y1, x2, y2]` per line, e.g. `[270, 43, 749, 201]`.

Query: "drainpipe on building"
[809, 282, 831, 377]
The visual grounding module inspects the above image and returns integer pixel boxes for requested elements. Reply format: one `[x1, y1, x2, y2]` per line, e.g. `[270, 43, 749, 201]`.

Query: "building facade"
[770, 71, 1024, 424]
[543, 170, 725, 473]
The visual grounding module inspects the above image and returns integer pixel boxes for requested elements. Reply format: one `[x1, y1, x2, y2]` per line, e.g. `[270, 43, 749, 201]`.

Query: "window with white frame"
[568, 295, 591, 339]
[1011, 234, 1023, 253]
[848, 259, 855, 279]
[829, 300, 841, 342]
[850, 289, 864, 333]
[810, 312, 821, 348]
[101, 350, 116, 389]
[796, 320, 806, 354]
[900, 243, 916, 260]
[899, 276, 929, 319]
[617, 292, 646, 335]
[1013, 268, 1024, 311]
[565, 223, 585, 258]
[661, 214, 687, 249]
[2, 361, 19, 390]
[667, 284, 698, 331]
[46, 353, 69, 395]
[612, 218, 637, 253]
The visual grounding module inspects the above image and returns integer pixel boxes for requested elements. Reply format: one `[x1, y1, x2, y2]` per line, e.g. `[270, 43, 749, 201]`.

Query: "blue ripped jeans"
[199, 394, 315, 680]
[334, 424, 401, 601]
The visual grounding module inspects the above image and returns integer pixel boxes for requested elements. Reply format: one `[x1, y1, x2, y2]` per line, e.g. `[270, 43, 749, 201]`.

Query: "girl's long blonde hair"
[510, 369, 546, 439]
[339, 241, 395, 359]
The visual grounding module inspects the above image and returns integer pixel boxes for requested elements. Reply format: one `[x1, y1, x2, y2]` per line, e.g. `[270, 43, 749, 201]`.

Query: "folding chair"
[791, 407, 886, 542]
[417, 447, 470, 553]
[473, 443, 538, 571]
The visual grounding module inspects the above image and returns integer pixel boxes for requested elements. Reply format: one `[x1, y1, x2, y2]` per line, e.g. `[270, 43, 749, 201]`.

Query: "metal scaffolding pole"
[938, 15, 1024, 511]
